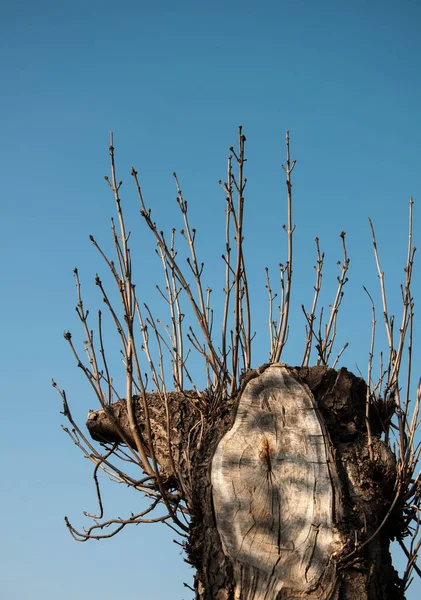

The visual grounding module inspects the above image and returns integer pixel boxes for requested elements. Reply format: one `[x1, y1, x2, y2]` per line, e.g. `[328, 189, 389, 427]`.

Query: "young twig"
[272, 131, 296, 362]
[363, 286, 375, 460]
[316, 231, 349, 365]
[302, 237, 324, 367]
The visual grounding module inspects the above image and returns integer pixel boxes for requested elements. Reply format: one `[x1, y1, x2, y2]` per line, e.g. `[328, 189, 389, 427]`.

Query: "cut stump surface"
[211, 364, 342, 599]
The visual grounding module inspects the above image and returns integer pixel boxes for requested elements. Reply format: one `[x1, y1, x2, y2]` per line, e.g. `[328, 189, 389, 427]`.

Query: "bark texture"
[86, 364, 404, 600]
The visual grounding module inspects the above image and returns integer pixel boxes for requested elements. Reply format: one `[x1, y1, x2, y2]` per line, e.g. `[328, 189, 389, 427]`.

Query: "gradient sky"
[1, 0, 421, 598]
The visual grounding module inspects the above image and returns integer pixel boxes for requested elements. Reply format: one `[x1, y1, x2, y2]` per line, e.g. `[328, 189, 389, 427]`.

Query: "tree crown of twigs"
[53, 128, 421, 590]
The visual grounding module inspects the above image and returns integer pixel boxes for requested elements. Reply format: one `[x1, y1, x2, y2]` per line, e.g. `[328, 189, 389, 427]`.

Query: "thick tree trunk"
[86, 364, 404, 599]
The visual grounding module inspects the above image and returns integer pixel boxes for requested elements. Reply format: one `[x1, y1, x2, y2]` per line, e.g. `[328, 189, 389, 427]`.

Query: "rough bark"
[86, 364, 404, 600]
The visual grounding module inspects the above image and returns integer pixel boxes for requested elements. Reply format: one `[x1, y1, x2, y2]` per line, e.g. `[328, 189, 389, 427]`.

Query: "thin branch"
[272, 130, 296, 362]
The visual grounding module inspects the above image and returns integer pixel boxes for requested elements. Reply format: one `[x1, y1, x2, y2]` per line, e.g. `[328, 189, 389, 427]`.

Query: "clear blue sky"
[1, 0, 420, 598]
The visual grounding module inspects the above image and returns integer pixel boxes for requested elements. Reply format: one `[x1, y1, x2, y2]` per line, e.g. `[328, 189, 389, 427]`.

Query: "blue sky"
[1, 0, 421, 598]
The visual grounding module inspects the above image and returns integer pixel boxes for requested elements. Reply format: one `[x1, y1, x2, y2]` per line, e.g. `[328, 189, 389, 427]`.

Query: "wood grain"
[211, 364, 342, 599]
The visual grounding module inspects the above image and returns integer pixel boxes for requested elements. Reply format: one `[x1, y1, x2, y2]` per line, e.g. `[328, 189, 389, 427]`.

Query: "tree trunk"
[86, 364, 404, 599]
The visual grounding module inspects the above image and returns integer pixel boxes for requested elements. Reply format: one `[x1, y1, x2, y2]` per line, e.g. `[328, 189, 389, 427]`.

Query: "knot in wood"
[258, 435, 274, 472]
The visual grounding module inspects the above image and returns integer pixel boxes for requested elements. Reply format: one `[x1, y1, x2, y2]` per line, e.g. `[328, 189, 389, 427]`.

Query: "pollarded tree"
[54, 129, 421, 599]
